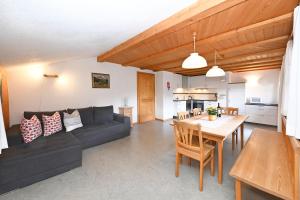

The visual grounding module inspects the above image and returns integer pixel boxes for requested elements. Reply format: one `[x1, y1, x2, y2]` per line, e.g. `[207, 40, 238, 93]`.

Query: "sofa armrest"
[113, 113, 130, 125]
[6, 125, 23, 147]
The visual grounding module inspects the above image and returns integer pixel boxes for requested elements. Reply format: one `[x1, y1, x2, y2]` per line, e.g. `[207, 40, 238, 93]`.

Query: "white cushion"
[63, 110, 83, 132]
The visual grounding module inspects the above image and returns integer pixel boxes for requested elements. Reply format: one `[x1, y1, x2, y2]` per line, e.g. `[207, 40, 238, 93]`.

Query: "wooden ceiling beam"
[189, 61, 282, 72]
[148, 35, 287, 71]
[232, 65, 281, 72]
[181, 65, 281, 76]
[168, 57, 283, 73]
[146, 48, 285, 71]
[124, 12, 292, 67]
[98, 0, 246, 62]
[178, 62, 282, 75]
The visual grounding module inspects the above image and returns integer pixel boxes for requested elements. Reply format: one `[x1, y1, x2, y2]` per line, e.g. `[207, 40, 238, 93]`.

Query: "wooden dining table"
[170, 114, 248, 184]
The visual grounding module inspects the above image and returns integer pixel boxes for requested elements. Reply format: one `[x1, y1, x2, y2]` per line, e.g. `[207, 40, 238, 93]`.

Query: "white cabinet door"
[227, 83, 246, 114]
[245, 105, 278, 126]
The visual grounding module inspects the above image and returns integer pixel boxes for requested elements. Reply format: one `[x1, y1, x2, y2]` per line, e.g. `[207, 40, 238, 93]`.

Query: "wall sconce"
[43, 74, 59, 78]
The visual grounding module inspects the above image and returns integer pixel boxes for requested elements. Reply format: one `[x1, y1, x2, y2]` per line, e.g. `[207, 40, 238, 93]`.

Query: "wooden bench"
[229, 117, 300, 200]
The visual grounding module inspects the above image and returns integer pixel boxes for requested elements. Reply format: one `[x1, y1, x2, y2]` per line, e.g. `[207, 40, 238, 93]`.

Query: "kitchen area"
[173, 70, 279, 126]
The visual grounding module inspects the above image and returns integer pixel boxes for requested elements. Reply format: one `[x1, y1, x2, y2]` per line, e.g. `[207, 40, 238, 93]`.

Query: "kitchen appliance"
[186, 100, 204, 112]
[249, 97, 262, 104]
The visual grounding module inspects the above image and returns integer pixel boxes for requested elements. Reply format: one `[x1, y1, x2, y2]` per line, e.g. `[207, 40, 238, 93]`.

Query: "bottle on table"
[217, 103, 222, 117]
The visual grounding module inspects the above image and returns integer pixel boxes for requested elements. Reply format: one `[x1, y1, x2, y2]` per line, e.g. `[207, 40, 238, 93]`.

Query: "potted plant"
[207, 107, 217, 121]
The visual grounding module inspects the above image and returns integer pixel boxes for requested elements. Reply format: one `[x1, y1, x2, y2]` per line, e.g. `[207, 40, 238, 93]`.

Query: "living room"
[0, 0, 300, 200]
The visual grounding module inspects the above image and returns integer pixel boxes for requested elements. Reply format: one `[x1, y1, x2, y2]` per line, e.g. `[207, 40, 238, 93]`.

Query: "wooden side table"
[119, 107, 133, 127]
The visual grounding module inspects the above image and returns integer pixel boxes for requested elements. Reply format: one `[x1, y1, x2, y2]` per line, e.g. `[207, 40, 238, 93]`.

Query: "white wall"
[6, 58, 155, 125]
[155, 72, 164, 120]
[163, 72, 182, 119]
[230, 69, 280, 104]
[155, 71, 182, 120]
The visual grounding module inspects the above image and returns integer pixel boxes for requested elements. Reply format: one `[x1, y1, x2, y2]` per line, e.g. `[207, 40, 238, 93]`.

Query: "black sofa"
[0, 106, 131, 194]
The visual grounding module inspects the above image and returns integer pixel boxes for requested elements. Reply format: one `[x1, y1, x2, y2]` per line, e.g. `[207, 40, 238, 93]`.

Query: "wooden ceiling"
[98, 0, 298, 76]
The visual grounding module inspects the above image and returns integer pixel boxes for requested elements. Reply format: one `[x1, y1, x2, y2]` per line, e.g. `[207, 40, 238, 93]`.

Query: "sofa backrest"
[93, 106, 114, 124]
[67, 107, 93, 126]
[23, 106, 114, 129]
[24, 110, 65, 127]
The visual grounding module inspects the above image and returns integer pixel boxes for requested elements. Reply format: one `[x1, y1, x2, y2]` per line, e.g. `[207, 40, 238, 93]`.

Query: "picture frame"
[91, 73, 110, 88]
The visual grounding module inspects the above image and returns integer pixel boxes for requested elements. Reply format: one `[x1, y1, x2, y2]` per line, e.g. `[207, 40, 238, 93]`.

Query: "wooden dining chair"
[177, 111, 190, 120]
[192, 108, 202, 117]
[173, 120, 215, 191]
[224, 107, 239, 150]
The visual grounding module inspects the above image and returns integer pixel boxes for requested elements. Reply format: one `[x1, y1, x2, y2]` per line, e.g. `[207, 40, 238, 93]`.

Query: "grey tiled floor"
[0, 121, 280, 200]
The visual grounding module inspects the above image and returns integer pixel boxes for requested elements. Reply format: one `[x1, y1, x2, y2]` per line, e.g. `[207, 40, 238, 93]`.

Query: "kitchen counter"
[173, 99, 217, 102]
[245, 103, 278, 126]
[245, 103, 278, 107]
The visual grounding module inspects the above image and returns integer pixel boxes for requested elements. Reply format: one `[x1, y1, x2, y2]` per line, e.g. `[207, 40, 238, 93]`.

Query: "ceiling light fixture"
[206, 50, 225, 77]
[182, 32, 207, 69]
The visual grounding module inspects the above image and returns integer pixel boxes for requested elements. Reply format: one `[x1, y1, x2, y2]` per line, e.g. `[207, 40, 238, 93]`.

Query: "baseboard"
[155, 118, 172, 122]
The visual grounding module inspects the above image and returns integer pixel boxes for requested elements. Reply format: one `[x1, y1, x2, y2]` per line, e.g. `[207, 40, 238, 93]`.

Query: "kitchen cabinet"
[245, 104, 278, 126]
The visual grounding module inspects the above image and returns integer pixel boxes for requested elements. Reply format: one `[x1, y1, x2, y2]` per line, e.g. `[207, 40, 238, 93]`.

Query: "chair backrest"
[193, 108, 202, 116]
[224, 107, 239, 116]
[177, 111, 190, 120]
[173, 120, 204, 155]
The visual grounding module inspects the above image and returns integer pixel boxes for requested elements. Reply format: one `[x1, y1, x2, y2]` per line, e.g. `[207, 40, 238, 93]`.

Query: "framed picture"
[91, 73, 110, 88]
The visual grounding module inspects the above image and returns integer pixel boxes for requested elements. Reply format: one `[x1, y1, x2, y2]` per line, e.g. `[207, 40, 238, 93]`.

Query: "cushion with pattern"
[20, 115, 42, 143]
[42, 112, 63, 136]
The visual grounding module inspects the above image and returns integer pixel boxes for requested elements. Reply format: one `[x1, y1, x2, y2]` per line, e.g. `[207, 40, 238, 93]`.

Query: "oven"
[186, 100, 204, 112]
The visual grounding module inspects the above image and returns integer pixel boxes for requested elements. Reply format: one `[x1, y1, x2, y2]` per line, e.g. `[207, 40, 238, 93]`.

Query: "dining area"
[171, 107, 248, 190]
[170, 106, 300, 200]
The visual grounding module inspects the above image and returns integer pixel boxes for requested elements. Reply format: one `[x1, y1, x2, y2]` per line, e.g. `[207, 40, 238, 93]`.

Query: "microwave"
[250, 97, 262, 104]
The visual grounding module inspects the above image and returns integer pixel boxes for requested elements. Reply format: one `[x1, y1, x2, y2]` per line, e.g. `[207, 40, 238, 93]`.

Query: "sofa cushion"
[6, 125, 23, 146]
[0, 132, 81, 187]
[71, 121, 127, 148]
[93, 106, 113, 124]
[24, 110, 65, 128]
[20, 115, 42, 143]
[42, 112, 63, 136]
[67, 107, 93, 126]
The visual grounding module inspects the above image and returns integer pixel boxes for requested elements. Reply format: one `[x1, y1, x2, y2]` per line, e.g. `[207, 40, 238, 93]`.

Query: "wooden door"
[0, 68, 9, 129]
[137, 72, 155, 123]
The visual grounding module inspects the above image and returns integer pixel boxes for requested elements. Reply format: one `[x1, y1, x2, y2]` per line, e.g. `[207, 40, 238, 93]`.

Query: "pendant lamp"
[182, 32, 207, 69]
[206, 50, 225, 77]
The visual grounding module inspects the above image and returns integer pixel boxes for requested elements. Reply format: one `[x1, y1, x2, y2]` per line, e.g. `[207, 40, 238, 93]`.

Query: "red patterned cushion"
[20, 115, 42, 143]
[42, 112, 63, 136]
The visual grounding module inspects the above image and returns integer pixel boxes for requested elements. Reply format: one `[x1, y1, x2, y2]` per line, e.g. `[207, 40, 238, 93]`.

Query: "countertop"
[173, 99, 217, 102]
[245, 103, 278, 106]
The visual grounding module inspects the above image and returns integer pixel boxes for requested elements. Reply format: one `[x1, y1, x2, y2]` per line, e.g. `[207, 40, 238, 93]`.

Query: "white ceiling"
[0, 0, 197, 67]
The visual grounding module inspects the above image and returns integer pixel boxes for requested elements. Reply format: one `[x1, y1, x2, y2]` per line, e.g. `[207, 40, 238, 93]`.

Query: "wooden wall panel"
[0, 68, 9, 129]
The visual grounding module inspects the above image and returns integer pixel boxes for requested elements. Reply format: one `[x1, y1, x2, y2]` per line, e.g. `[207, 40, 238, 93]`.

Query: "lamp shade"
[206, 66, 225, 77]
[182, 53, 207, 69]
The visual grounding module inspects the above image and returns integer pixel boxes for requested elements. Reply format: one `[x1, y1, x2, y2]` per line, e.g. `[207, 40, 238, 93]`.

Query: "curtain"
[277, 62, 283, 132]
[0, 96, 8, 154]
[281, 41, 293, 116]
[286, 6, 300, 139]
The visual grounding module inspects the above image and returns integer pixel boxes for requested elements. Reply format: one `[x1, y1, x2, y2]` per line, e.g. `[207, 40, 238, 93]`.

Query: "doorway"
[137, 72, 155, 123]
